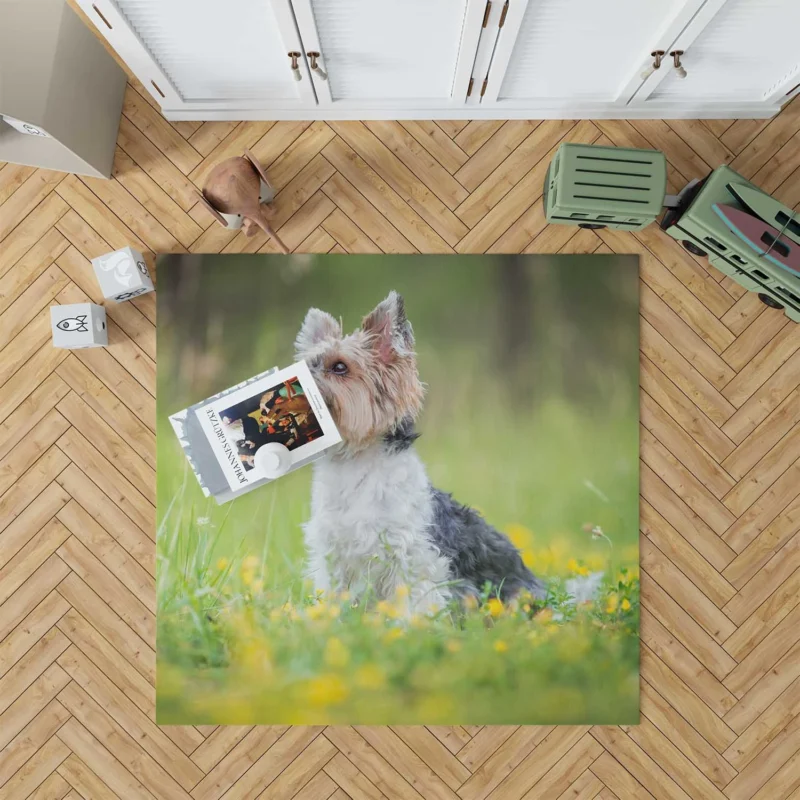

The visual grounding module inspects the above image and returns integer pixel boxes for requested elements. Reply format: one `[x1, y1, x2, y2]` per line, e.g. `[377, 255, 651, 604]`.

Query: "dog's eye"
[331, 361, 348, 375]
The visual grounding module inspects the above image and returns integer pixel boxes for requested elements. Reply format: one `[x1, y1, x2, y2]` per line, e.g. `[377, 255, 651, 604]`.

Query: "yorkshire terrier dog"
[295, 291, 547, 615]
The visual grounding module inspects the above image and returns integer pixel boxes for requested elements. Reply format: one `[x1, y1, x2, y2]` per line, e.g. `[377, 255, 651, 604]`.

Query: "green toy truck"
[659, 165, 800, 322]
[544, 142, 800, 322]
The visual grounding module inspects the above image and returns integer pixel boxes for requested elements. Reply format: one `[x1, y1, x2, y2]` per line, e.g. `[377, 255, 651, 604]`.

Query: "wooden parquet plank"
[57, 753, 124, 799]
[365, 121, 469, 210]
[321, 137, 453, 253]
[329, 121, 468, 246]
[56, 571, 155, 683]
[723, 535, 800, 626]
[641, 537, 736, 642]
[189, 726, 288, 800]
[0, 228, 68, 317]
[2, 67, 800, 799]
[400, 120, 470, 175]
[640, 681, 737, 790]
[322, 752, 386, 799]
[0, 698, 71, 789]
[56, 716, 158, 800]
[639, 641, 737, 749]
[56, 654, 202, 793]
[0, 163, 36, 206]
[55, 465, 155, 574]
[121, 85, 202, 176]
[0, 170, 65, 242]
[55, 427, 154, 537]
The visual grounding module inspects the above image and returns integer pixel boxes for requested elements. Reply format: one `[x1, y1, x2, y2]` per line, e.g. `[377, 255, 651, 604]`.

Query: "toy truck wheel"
[758, 293, 784, 310]
[682, 240, 707, 257]
[578, 223, 606, 230]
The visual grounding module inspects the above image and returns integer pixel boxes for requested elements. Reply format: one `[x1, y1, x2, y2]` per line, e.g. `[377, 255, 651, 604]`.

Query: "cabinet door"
[290, 0, 486, 108]
[481, 0, 706, 108]
[635, 0, 800, 108]
[76, 0, 316, 111]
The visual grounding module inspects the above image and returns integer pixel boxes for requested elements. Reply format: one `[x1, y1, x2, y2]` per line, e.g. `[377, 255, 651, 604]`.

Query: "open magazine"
[169, 361, 341, 503]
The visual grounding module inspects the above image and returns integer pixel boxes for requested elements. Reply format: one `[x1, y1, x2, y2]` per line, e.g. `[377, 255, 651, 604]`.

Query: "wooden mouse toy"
[197, 149, 290, 254]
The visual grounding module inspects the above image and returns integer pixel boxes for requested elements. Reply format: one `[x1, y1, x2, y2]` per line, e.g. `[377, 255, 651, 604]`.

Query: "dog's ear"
[295, 308, 341, 357]
[362, 291, 414, 363]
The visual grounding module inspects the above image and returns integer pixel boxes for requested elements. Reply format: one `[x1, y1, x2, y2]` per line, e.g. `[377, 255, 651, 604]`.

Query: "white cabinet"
[78, 0, 316, 111]
[290, 0, 486, 108]
[478, 0, 706, 107]
[632, 0, 800, 109]
[77, 0, 800, 120]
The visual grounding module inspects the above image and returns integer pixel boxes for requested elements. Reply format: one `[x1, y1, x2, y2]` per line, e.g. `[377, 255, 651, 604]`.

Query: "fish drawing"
[56, 315, 89, 333]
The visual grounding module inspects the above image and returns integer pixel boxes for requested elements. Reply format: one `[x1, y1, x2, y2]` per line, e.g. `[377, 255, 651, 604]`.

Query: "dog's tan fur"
[295, 292, 424, 451]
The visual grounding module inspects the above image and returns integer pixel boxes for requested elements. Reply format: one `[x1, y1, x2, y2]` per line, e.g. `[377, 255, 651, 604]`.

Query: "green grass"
[156, 402, 640, 725]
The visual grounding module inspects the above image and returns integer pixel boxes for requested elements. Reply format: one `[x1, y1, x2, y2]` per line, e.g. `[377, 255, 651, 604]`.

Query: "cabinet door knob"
[307, 52, 328, 81]
[288, 52, 302, 81]
[670, 50, 687, 79]
[640, 50, 665, 81]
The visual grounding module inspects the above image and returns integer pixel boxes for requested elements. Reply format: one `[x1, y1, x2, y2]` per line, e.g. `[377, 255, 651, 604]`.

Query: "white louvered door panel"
[75, 0, 316, 110]
[645, 0, 800, 104]
[290, 0, 486, 107]
[482, 0, 706, 107]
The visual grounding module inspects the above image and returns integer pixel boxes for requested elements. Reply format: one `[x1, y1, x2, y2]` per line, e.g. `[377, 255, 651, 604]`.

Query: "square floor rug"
[156, 253, 640, 725]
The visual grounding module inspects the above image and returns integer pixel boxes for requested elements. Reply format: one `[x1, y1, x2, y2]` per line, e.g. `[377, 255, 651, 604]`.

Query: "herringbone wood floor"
[2, 58, 800, 799]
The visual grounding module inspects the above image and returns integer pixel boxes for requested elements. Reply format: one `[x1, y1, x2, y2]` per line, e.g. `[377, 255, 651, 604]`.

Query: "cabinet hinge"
[467, 77, 474, 97]
[499, 1, 509, 27]
[482, 0, 491, 27]
[480, 78, 488, 97]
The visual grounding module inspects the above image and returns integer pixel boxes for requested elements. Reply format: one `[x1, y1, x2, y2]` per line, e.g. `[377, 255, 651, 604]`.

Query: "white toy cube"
[91, 246, 154, 302]
[51, 303, 107, 349]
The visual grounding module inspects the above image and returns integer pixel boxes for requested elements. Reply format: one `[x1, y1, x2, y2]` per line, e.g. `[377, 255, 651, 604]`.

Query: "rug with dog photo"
[156, 253, 640, 725]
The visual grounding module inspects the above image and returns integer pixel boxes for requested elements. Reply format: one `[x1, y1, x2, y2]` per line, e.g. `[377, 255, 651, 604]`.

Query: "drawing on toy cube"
[51, 303, 107, 349]
[92, 246, 154, 302]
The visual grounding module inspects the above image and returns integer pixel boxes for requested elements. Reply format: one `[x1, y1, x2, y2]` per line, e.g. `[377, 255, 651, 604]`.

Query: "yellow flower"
[251, 579, 264, 593]
[493, 640, 509, 653]
[395, 584, 410, 600]
[522, 550, 536, 570]
[306, 603, 327, 620]
[324, 637, 350, 668]
[306, 674, 348, 706]
[242, 555, 259, 570]
[376, 600, 392, 617]
[355, 664, 386, 689]
[486, 598, 504, 618]
[215, 558, 228, 571]
[445, 640, 462, 653]
[568, 558, 589, 576]
[621, 598, 631, 611]
[606, 593, 619, 614]
[505, 524, 534, 550]
[383, 628, 404, 644]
